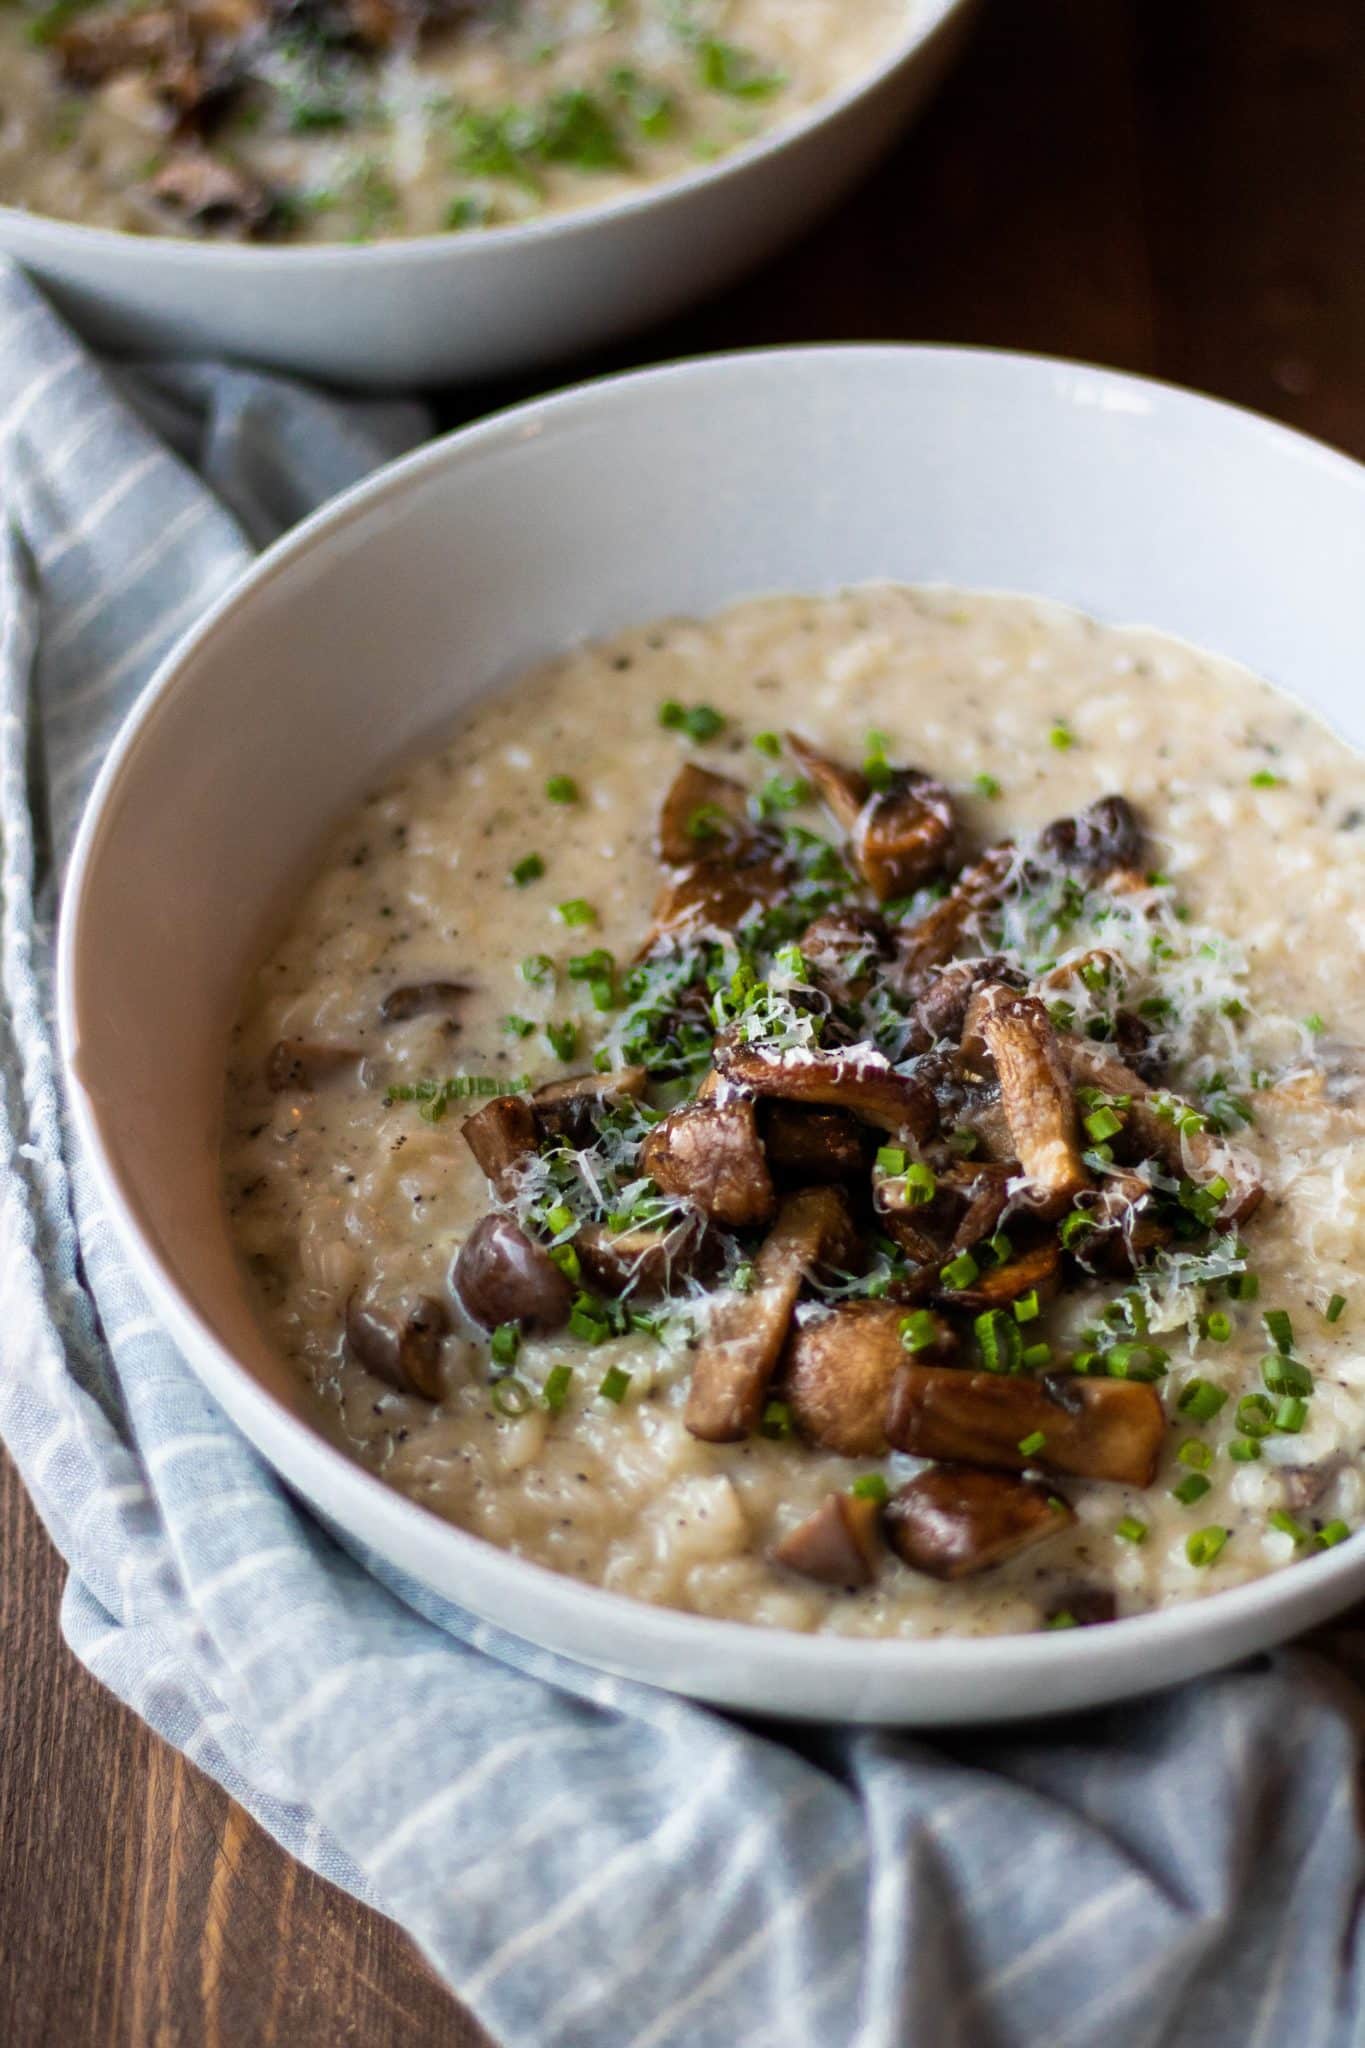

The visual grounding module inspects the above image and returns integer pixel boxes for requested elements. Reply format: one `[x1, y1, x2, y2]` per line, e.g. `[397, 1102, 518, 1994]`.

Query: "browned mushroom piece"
[147, 150, 275, 236]
[380, 979, 474, 1023]
[461, 1093, 538, 1198]
[784, 1300, 955, 1457]
[884, 1467, 1075, 1580]
[639, 1097, 775, 1229]
[886, 1364, 1166, 1487]
[645, 847, 790, 947]
[530, 1067, 648, 1143]
[684, 1186, 856, 1443]
[576, 1221, 705, 1298]
[1081, 1170, 1173, 1272]
[963, 985, 1090, 1217]
[1038, 795, 1144, 876]
[913, 955, 1021, 1044]
[942, 1161, 1020, 1254]
[932, 1239, 1061, 1312]
[1061, 1039, 1264, 1225]
[892, 844, 1018, 983]
[882, 1213, 948, 1271]
[761, 1103, 870, 1183]
[798, 907, 891, 1004]
[452, 1214, 573, 1332]
[655, 763, 753, 865]
[1277, 1457, 1346, 1513]
[345, 1293, 449, 1401]
[787, 734, 956, 901]
[265, 1038, 361, 1092]
[772, 1492, 883, 1589]
[714, 1039, 937, 1140]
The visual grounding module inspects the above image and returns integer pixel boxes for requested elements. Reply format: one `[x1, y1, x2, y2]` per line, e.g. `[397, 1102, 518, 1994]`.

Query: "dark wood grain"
[4, 2, 1364, 2044]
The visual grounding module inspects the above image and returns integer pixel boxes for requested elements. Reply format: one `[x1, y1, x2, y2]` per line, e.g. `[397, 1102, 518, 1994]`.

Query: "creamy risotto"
[222, 586, 1365, 1639]
[0, 0, 908, 241]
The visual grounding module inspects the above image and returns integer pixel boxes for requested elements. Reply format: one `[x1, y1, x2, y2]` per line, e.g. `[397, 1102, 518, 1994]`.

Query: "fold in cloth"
[1, 258, 1362, 2048]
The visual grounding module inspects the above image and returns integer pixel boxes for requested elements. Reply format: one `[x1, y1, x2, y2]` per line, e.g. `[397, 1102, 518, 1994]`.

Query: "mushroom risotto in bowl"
[59, 347, 1365, 1721]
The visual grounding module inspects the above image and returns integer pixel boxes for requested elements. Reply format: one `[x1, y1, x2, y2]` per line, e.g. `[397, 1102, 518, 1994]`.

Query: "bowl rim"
[0, 0, 969, 269]
[57, 341, 1365, 1693]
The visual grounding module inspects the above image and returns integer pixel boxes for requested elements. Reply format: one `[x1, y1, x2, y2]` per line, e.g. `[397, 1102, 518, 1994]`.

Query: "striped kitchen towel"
[1, 257, 1364, 2048]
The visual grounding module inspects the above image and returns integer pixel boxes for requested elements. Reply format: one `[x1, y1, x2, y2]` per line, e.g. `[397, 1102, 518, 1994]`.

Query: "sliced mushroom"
[785, 1300, 955, 1457]
[345, 1293, 449, 1401]
[646, 847, 790, 946]
[884, 1467, 1074, 1580]
[1038, 795, 1143, 876]
[913, 955, 1020, 1044]
[715, 1039, 937, 1140]
[656, 763, 753, 865]
[640, 1097, 774, 1228]
[933, 1239, 1061, 1311]
[886, 1364, 1165, 1487]
[684, 1186, 855, 1443]
[461, 1094, 538, 1198]
[265, 1038, 361, 1092]
[798, 907, 891, 1005]
[1061, 1039, 1263, 1224]
[761, 1103, 869, 1183]
[531, 1067, 647, 1144]
[576, 1221, 706, 1299]
[772, 1492, 883, 1588]
[963, 985, 1089, 1217]
[1081, 1170, 1173, 1272]
[943, 1161, 1019, 1254]
[787, 734, 956, 900]
[452, 1214, 573, 1332]
[147, 151, 275, 236]
[893, 844, 1018, 983]
[380, 979, 474, 1024]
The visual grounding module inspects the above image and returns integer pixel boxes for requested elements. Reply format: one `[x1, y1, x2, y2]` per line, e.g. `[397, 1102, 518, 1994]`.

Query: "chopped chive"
[899, 1309, 940, 1354]
[556, 898, 596, 927]
[1018, 1430, 1047, 1457]
[1304, 1013, 1326, 1035]
[1172, 1472, 1211, 1506]
[940, 1250, 981, 1292]
[1228, 1437, 1262, 1463]
[490, 1375, 532, 1417]
[1049, 722, 1076, 751]
[520, 952, 555, 986]
[1177, 1438, 1213, 1472]
[1013, 1289, 1041, 1325]
[502, 1013, 535, 1038]
[862, 730, 892, 790]
[1104, 1342, 1169, 1382]
[1084, 1105, 1124, 1144]
[973, 772, 1002, 799]
[731, 1262, 755, 1293]
[1263, 1308, 1294, 1355]
[1262, 1353, 1312, 1399]
[545, 1202, 575, 1235]
[851, 1473, 890, 1503]
[985, 1232, 1013, 1267]
[1249, 769, 1283, 788]
[1236, 1393, 1274, 1440]
[544, 1020, 578, 1062]
[876, 1145, 907, 1177]
[568, 1294, 611, 1343]
[547, 1242, 580, 1283]
[567, 947, 613, 981]
[1201, 1310, 1232, 1343]
[1177, 1378, 1227, 1423]
[975, 1308, 1023, 1374]
[1273, 1395, 1308, 1433]
[1046, 1610, 1077, 1630]
[759, 1397, 793, 1439]
[1186, 1526, 1229, 1567]
[545, 774, 579, 803]
[542, 1364, 574, 1413]
[1021, 1342, 1052, 1370]
[1060, 1211, 1096, 1253]
[1327, 1293, 1347, 1324]
[1317, 1520, 1350, 1548]
[1269, 1509, 1311, 1545]
[1226, 1271, 1260, 1301]
[598, 1365, 632, 1405]
[1116, 1514, 1147, 1544]
[510, 852, 545, 886]
[490, 1322, 520, 1368]
[904, 1161, 937, 1206]
[660, 699, 725, 743]
[752, 730, 782, 757]
[1071, 1349, 1101, 1375]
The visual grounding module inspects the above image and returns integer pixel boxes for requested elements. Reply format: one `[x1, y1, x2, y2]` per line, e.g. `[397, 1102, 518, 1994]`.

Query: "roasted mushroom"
[772, 1491, 882, 1588]
[640, 1097, 775, 1229]
[1038, 795, 1143, 876]
[684, 1186, 855, 1443]
[646, 848, 790, 946]
[932, 1239, 1061, 1312]
[886, 1364, 1166, 1487]
[265, 1038, 361, 1092]
[452, 1215, 573, 1332]
[461, 1094, 538, 1198]
[530, 1067, 647, 1143]
[798, 907, 891, 1004]
[345, 1293, 449, 1401]
[576, 1220, 706, 1298]
[942, 1160, 1020, 1254]
[147, 151, 275, 236]
[1061, 1039, 1263, 1224]
[380, 979, 473, 1023]
[893, 844, 1018, 984]
[761, 1103, 869, 1183]
[715, 1039, 937, 1140]
[913, 955, 1020, 1044]
[884, 1467, 1074, 1580]
[784, 1300, 954, 1457]
[788, 733, 956, 900]
[963, 985, 1090, 1217]
[656, 763, 753, 866]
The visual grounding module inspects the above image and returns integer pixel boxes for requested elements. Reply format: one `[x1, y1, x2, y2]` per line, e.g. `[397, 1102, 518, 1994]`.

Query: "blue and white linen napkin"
[2, 258, 1364, 2048]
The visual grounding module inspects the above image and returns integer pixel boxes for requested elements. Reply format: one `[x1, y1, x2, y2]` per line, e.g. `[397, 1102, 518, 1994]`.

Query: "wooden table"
[3, 2, 1362, 2041]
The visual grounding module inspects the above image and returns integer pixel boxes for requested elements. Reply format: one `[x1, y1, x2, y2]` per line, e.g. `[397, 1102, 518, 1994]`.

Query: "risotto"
[221, 586, 1365, 1638]
[0, 0, 909, 241]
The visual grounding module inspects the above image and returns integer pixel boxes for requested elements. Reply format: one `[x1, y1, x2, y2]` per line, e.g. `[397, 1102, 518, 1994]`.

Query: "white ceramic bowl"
[0, 1, 974, 390]
[59, 346, 1365, 1723]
